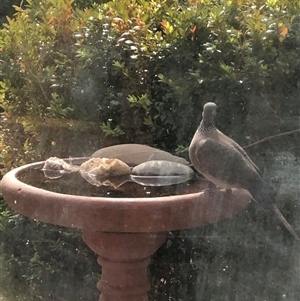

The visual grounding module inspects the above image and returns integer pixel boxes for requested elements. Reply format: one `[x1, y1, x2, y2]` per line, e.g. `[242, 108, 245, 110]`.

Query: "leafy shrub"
[0, 198, 99, 300]
[1, 0, 299, 170]
[0, 0, 21, 27]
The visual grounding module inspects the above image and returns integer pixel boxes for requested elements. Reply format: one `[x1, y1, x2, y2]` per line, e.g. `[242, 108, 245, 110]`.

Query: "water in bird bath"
[17, 158, 209, 198]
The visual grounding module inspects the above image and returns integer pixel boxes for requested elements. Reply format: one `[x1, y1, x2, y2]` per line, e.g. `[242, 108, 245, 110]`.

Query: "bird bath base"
[82, 231, 166, 301]
[1, 158, 251, 301]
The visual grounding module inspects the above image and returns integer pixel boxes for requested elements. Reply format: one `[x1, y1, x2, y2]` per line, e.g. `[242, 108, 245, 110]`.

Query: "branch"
[243, 128, 300, 149]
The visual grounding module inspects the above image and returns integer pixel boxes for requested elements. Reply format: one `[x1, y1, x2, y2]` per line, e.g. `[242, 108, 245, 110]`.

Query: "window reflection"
[1, 1, 299, 301]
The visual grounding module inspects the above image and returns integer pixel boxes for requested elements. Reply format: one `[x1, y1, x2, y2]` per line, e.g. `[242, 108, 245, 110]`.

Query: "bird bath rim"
[1, 158, 252, 233]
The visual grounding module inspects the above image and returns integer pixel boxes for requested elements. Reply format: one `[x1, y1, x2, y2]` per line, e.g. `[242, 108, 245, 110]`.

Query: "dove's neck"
[198, 120, 216, 134]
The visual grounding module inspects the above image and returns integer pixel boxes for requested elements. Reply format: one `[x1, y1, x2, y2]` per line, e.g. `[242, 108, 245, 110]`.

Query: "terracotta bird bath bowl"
[1, 145, 251, 301]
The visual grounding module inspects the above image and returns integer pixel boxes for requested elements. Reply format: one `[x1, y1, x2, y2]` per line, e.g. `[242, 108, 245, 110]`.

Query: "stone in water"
[79, 158, 131, 188]
[42, 157, 80, 179]
[131, 160, 194, 186]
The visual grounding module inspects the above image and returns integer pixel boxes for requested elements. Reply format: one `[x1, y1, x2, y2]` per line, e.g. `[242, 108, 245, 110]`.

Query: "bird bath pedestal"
[1, 159, 251, 301]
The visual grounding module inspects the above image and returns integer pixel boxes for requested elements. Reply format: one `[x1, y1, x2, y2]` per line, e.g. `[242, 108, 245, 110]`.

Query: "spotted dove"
[189, 102, 299, 240]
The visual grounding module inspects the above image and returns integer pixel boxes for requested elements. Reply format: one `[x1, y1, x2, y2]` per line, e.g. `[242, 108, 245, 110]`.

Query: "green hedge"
[1, 0, 299, 169]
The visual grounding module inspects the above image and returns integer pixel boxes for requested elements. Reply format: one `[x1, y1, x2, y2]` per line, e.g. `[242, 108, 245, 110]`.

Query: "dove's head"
[202, 102, 217, 123]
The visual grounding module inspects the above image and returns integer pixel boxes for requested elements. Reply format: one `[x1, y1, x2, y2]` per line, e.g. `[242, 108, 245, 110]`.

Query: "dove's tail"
[252, 183, 299, 241]
[266, 203, 300, 241]
[257, 190, 300, 240]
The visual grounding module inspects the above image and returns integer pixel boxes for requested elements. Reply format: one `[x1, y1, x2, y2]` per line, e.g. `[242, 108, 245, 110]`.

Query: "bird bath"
[1, 157, 251, 301]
